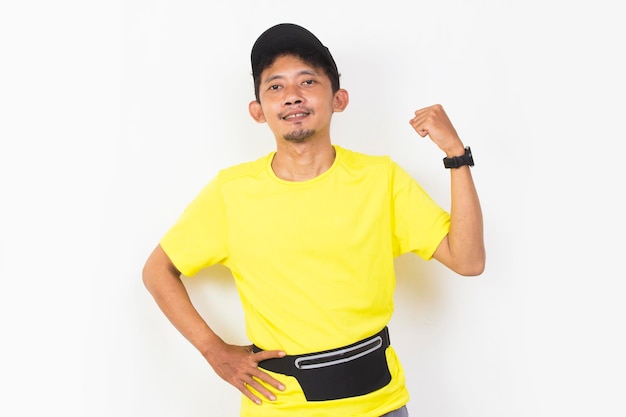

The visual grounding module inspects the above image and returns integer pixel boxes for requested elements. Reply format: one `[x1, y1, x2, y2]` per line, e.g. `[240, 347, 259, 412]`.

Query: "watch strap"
[443, 146, 474, 169]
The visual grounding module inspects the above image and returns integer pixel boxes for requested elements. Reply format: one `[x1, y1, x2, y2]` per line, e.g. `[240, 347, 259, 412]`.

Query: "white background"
[1, 1, 625, 416]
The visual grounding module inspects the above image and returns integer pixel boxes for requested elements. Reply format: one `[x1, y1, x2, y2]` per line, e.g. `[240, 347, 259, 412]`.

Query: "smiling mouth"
[280, 107, 312, 121]
[282, 112, 309, 120]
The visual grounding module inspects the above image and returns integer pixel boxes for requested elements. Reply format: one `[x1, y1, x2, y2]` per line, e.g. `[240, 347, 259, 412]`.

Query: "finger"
[411, 128, 429, 137]
[248, 350, 287, 392]
[251, 366, 286, 392]
[239, 381, 265, 406]
[409, 119, 429, 137]
[253, 349, 286, 361]
[246, 376, 279, 403]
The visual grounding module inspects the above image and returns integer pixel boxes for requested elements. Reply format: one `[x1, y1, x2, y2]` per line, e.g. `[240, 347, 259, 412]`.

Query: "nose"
[283, 84, 303, 106]
[285, 98, 303, 106]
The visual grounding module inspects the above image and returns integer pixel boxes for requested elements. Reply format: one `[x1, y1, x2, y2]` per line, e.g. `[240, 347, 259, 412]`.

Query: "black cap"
[250, 23, 339, 83]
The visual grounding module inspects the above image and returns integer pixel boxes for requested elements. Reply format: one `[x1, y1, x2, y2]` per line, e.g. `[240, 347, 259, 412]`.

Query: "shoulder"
[335, 146, 419, 189]
[215, 152, 272, 184]
[335, 145, 392, 169]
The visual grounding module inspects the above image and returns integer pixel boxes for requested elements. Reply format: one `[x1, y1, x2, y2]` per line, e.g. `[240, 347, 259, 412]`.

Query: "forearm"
[447, 165, 485, 275]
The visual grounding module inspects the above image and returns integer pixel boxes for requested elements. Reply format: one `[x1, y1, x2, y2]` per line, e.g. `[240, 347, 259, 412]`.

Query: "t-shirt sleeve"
[389, 160, 450, 259]
[159, 176, 228, 276]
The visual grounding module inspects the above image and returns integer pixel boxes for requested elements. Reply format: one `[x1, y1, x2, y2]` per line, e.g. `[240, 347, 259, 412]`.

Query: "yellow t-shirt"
[160, 145, 450, 417]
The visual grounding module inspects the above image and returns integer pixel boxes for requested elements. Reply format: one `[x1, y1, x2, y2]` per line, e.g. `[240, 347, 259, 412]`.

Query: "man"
[143, 23, 485, 417]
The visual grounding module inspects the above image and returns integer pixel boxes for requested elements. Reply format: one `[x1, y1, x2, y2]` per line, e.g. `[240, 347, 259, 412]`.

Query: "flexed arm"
[409, 104, 485, 276]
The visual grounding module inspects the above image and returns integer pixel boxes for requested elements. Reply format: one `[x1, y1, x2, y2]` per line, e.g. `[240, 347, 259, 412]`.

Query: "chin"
[283, 129, 316, 143]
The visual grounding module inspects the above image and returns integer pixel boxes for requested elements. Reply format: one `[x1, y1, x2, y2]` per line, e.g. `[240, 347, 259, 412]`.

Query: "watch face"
[465, 147, 474, 166]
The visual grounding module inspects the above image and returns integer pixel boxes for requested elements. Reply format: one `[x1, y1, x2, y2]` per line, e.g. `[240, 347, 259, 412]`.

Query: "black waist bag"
[253, 327, 392, 401]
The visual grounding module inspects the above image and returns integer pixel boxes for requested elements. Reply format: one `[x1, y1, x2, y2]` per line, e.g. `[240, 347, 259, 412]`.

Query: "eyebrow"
[262, 69, 320, 85]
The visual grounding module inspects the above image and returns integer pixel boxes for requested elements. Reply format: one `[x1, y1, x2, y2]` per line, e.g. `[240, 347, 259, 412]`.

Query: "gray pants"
[381, 405, 409, 417]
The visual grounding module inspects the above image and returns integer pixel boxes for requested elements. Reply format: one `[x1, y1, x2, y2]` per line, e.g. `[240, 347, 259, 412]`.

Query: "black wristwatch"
[443, 146, 474, 169]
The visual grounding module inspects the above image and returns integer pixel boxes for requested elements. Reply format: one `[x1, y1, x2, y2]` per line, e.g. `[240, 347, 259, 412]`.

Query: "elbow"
[141, 264, 151, 286]
[457, 253, 486, 277]
[142, 245, 182, 291]
[142, 262, 157, 293]
[459, 263, 485, 277]
[142, 260, 180, 292]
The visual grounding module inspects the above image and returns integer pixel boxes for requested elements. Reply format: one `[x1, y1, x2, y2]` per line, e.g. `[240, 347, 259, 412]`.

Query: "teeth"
[284, 113, 307, 119]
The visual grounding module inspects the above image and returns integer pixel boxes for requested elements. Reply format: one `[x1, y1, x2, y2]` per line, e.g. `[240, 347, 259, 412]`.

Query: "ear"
[248, 100, 266, 123]
[333, 89, 349, 113]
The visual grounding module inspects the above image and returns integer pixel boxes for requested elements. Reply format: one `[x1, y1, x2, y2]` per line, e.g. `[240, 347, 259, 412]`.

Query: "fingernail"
[279, 384, 285, 391]
[269, 395, 276, 401]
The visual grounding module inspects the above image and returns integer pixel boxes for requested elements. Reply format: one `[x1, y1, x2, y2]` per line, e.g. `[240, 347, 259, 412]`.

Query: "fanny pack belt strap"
[253, 327, 390, 374]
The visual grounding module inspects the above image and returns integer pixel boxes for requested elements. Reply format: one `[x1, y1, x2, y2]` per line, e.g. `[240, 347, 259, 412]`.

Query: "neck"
[271, 140, 336, 181]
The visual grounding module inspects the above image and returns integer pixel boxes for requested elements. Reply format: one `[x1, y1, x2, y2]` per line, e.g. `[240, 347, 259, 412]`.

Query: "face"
[249, 55, 348, 144]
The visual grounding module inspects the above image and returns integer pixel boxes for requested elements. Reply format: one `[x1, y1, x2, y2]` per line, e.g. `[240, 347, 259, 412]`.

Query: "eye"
[302, 79, 315, 86]
[268, 84, 281, 91]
